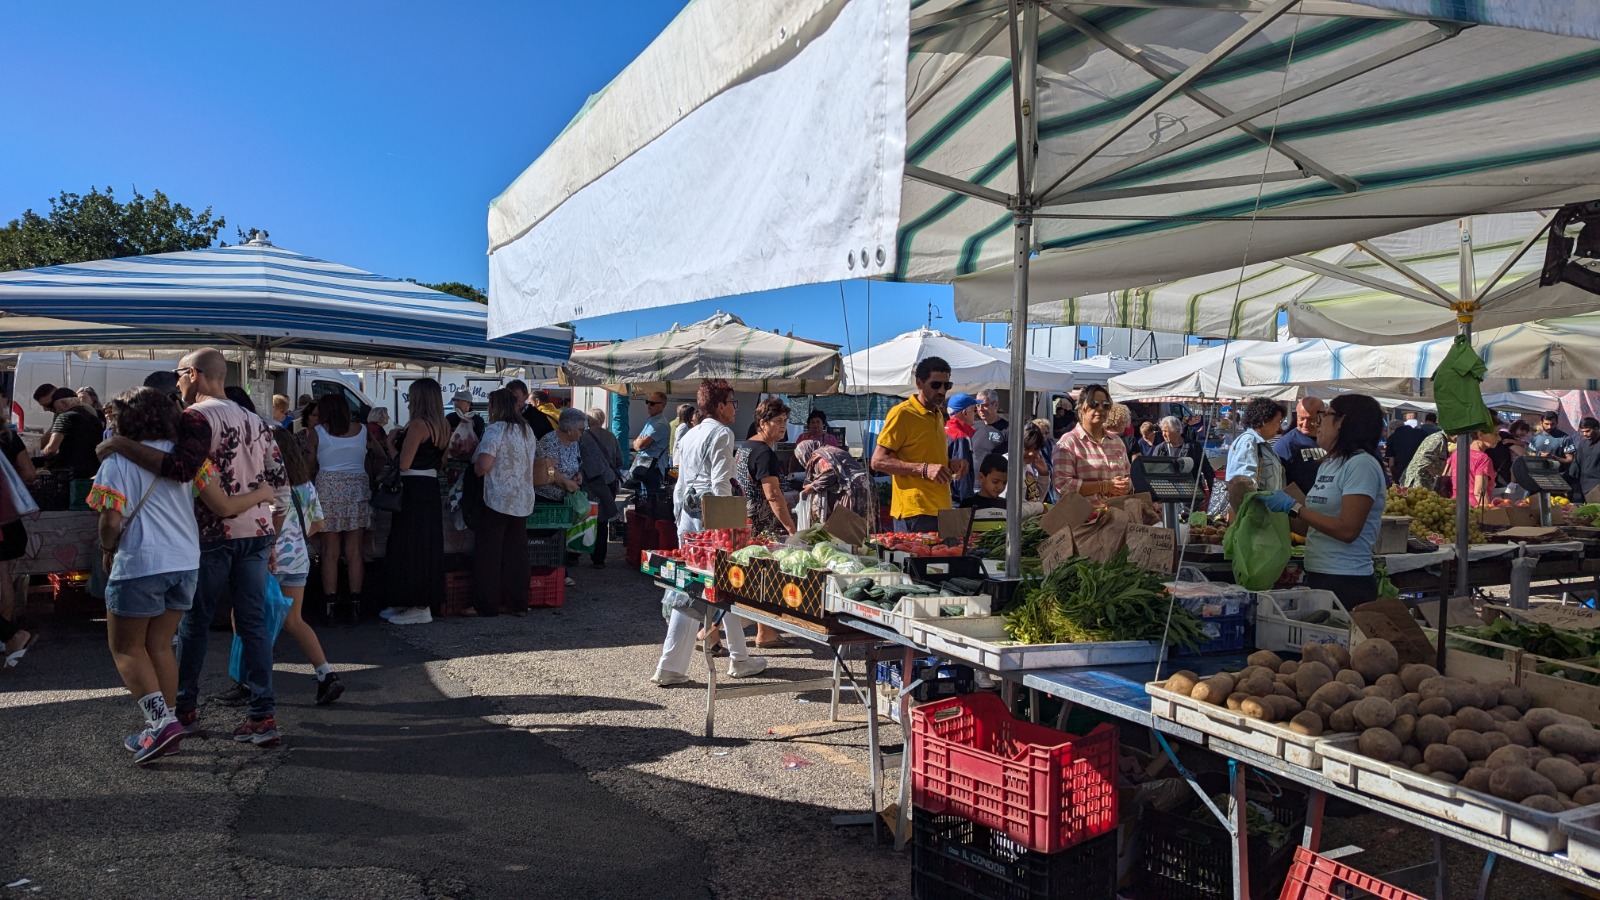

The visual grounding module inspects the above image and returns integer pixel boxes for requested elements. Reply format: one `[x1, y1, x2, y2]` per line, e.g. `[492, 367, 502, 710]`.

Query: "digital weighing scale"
[1513, 455, 1574, 526]
[1133, 456, 1201, 529]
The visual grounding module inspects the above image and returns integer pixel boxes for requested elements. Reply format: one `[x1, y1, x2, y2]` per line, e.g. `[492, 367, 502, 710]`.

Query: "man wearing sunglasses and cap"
[872, 357, 967, 532]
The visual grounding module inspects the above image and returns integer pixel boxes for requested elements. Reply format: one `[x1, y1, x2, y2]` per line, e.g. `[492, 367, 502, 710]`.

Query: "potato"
[1164, 671, 1200, 695]
[1415, 714, 1452, 748]
[1335, 670, 1366, 690]
[1424, 744, 1470, 775]
[1472, 682, 1502, 712]
[1275, 673, 1296, 688]
[1399, 745, 1423, 767]
[1324, 644, 1351, 672]
[1583, 762, 1600, 778]
[1240, 672, 1275, 697]
[1330, 701, 1360, 733]
[1289, 710, 1325, 736]
[1388, 714, 1416, 746]
[1531, 747, 1553, 763]
[1488, 744, 1532, 769]
[1352, 639, 1400, 683]
[1462, 767, 1495, 792]
[1523, 708, 1579, 735]
[1393, 694, 1419, 719]
[1454, 707, 1497, 734]
[1561, 753, 1584, 766]
[1301, 642, 1331, 671]
[1248, 650, 1283, 671]
[1482, 731, 1510, 753]
[1448, 730, 1491, 761]
[1227, 692, 1252, 711]
[1575, 784, 1600, 805]
[1413, 763, 1433, 775]
[1419, 676, 1475, 708]
[1489, 705, 1519, 722]
[1354, 697, 1396, 730]
[1498, 721, 1534, 747]
[1522, 794, 1565, 813]
[1538, 757, 1589, 795]
[1278, 660, 1300, 677]
[1399, 663, 1440, 693]
[1272, 682, 1297, 699]
[1191, 674, 1236, 705]
[1498, 683, 1533, 713]
[1241, 697, 1281, 722]
[1432, 771, 1460, 785]
[1295, 661, 1333, 702]
[1540, 724, 1600, 757]
[1237, 665, 1271, 681]
[1359, 727, 1403, 762]
[1417, 697, 1453, 718]
[1490, 765, 1558, 802]
[1309, 682, 1353, 717]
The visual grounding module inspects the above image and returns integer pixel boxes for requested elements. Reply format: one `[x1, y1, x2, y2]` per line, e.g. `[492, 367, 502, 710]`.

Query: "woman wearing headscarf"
[796, 439, 877, 527]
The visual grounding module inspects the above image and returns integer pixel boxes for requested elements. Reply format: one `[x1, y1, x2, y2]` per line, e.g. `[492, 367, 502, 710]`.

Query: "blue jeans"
[177, 535, 274, 719]
[894, 515, 939, 533]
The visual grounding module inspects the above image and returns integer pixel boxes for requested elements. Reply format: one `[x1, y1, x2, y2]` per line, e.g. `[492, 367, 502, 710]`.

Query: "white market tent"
[841, 327, 1076, 394]
[1235, 314, 1600, 394]
[0, 239, 573, 371]
[562, 312, 841, 395]
[1107, 340, 1320, 403]
[485, 0, 1600, 579]
[999, 212, 1600, 344]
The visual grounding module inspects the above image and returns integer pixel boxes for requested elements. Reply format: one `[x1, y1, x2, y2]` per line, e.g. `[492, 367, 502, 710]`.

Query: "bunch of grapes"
[1385, 486, 1483, 544]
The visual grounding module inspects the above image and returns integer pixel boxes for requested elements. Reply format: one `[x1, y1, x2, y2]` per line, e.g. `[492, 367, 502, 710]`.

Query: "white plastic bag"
[794, 498, 813, 532]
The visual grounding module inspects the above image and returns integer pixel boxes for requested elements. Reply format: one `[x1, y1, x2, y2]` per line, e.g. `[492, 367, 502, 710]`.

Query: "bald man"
[1273, 397, 1328, 494]
[630, 391, 670, 501]
[100, 347, 288, 745]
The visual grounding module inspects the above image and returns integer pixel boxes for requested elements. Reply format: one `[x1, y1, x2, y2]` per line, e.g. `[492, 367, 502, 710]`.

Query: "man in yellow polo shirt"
[871, 356, 968, 531]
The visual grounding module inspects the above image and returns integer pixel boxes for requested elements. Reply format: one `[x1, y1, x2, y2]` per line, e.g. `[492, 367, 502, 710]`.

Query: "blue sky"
[0, 1, 997, 357]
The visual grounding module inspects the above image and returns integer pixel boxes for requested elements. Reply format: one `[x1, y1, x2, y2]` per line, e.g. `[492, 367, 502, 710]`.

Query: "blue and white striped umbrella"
[0, 241, 572, 369]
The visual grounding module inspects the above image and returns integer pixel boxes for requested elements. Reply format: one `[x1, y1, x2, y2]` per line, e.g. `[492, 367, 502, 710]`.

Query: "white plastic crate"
[822, 571, 991, 637]
[1145, 681, 1349, 768]
[1254, 587, 1359, 653]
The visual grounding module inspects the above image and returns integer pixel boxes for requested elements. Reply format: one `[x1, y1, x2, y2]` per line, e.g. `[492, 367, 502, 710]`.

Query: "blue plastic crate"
[1175, 611, 1251, 656]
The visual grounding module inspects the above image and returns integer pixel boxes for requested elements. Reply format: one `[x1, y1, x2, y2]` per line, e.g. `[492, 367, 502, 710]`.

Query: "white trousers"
[658, 592, 750, 676]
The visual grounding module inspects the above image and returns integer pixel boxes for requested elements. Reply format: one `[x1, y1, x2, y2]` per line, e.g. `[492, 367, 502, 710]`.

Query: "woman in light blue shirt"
[1226, 397, 1287, 515]
[1265, 394, 1387, 606]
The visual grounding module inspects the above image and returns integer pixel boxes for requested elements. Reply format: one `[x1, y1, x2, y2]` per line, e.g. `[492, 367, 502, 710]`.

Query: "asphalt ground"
[1, 556, 1594, 899]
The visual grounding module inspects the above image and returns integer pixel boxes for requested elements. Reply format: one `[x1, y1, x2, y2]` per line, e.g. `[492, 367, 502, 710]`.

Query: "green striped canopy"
[560, 312, 842, 396]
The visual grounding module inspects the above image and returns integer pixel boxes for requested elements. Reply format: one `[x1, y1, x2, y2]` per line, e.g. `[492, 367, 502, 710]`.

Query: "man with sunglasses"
[630, 392, 670, 502]
[872, 357, 966, 532]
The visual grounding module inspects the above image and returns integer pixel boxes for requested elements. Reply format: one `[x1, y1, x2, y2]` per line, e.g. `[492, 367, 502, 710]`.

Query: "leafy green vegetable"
[729, 545, 773, 564]
[1002, 549, 1207, 648]
[977, 520, 1046, 559]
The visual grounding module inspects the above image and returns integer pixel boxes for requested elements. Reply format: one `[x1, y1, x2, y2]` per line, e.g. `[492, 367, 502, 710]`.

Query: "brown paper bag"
[1351, 598, 1435, 665]
[1041, 493, 1091, 535]
[1038, 528, 1078, 573]
[823, 506, 869, 550]
[700, 495, 747, 530]
[1070, 507, 1129, 564]
[1126, 524, 1177, 573]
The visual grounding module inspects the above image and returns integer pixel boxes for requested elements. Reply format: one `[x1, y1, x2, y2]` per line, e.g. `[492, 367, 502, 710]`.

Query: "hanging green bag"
[1432, 335, 1496, 436]
[1375, 561, 1400, 601]
[1223, 492, 1292, 590]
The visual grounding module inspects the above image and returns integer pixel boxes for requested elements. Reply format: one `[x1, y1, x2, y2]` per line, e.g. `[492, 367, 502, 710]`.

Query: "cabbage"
[730, 545, 773, 564]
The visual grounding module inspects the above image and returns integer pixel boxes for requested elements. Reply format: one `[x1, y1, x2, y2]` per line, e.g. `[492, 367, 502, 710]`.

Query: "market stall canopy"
[988, 213, 1600, 343]
[0, 239, 573, 370]
[1234, 315, 1600, 394]
[1107, 339, 1361, 403]
[561, 312, 841, 395]
[841, 327, 1078, 394]
[1047, 354, 1154, 382]
[486, 0, 1600, 336]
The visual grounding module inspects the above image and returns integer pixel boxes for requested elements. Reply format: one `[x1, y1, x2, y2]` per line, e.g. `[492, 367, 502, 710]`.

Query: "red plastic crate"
[529, 566, 566, 608]
[910, 692, 1118, 854]
[1277, 847, 1426, 900]
[442, 572, 473, 616]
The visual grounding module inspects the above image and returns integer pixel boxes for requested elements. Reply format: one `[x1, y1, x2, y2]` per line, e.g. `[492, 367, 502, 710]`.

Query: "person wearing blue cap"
[945, 392, 979, 505]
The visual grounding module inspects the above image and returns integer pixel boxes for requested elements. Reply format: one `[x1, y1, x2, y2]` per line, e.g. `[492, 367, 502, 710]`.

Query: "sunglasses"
[1083, 400, 1113, 411]
[646, 400, 665, 407]
[1315, 410, 1342, 423]
[925, 380, 952, 390]
[173, 366, 195, 379]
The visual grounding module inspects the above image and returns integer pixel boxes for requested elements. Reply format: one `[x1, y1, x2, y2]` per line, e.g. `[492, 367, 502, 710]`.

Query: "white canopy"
[1108, 340, 1334, 403]
[1235, 315, 1600, 394]
[841, 327, 1076, 395]
[561, 312, 841, 396]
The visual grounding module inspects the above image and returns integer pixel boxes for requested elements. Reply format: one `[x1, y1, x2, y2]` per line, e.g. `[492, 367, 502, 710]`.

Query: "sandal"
[754, 636, 795, 649]
[4, 631, 38, 668]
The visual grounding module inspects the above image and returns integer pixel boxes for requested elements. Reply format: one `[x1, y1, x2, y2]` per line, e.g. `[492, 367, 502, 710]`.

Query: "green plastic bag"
[1223, 493, 1292, 590]
[1432, 335, 1496, 436]
[1375, 561, 1400, 601]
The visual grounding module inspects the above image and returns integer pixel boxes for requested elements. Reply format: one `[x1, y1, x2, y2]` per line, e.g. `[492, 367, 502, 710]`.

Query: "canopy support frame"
[1280, 255, 1442, 305]
[905, 165, 1013, 207]
[1005, 0, 1041, 582]
[1354, 239, 1460, 306]
[1476, 215, 1554, 304]
[906, 17, 1011, 119]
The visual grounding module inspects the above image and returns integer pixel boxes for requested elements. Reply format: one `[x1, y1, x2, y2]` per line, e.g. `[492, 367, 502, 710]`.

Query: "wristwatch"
[1288, 502, 1303, 518]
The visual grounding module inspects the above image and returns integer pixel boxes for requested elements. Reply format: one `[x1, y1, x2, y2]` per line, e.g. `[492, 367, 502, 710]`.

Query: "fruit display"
[1188, 523, 1227, 546]
[1161, 638, 1600, 812]
[869, 532, 970, 557]
[1384, 486, 1484, 544]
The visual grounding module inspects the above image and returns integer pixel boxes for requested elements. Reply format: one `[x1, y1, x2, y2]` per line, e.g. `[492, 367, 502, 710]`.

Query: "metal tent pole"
[1003, 0, 1038, 580]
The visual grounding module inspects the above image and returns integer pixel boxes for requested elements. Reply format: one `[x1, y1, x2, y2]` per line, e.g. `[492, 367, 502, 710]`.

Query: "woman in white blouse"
[472, 389, 539, 617]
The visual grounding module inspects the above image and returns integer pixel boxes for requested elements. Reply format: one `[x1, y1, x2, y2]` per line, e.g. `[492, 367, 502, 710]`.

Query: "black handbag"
[372, 461, 404, 513]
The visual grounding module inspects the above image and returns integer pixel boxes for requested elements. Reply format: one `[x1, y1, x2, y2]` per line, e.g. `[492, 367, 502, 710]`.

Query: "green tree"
[0, 186, 226, 272]
[411, 279, 488, 304]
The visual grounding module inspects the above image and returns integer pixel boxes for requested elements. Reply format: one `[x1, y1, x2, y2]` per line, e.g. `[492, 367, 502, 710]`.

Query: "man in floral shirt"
[98, 348, 288, 745]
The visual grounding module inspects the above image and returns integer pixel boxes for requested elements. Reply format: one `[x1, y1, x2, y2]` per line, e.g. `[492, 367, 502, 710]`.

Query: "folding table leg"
[830, 655, 842, 722]
[1303, 790, 1326, 852]
[703, 635, 718, 738]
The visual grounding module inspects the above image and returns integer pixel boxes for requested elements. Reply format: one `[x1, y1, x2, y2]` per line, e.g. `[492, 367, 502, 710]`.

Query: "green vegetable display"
[729, 545, 773, 564]
[1003, 549, 1207, 649]
[1451, 617, 1600, 684]
[977, 520, 1045, 559]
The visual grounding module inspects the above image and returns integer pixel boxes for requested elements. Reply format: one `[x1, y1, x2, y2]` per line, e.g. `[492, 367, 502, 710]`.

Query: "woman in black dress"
[380, 378, 448, 626]
[0, 401, 38, 665]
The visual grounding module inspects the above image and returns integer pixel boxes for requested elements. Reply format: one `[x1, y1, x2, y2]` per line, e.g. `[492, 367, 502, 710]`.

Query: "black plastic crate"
[904, 555, 986, 586]
[526, 531, 567, 568]
[911, 810, 1116, 900]
[1135, 773, 1306, 900]
[879, 658, 975, 702]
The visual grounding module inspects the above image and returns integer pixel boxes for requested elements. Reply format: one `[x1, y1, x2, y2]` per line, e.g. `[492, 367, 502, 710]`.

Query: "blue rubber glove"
[1262, 490, 1297, 513]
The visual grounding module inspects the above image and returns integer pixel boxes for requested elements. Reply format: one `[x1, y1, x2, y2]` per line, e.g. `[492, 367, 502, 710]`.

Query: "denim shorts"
[105, 569, 198, 618]
[276, 571, 308, 588]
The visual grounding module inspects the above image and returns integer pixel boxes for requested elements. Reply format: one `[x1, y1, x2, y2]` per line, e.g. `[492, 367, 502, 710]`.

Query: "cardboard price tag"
[823, 506, 869, 549]
[1126, 524, 1176, 573]
[938, 508, 976, 541]
[1485, 603, 1600, 631]
[700, 495, 747, 530]
[1038, 528, 1077, 573]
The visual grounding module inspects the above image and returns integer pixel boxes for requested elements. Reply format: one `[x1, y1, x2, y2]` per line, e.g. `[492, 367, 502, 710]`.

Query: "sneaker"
[378, 607, 402, 620]
[123, 728, 150, 753]
[133, 720, 186, 765]
[727, 657, 769, 678]
[564, 576, 576, 587]
[315, 672, 345, 706]
[232, 716, 281, 746]
[211, 682, 250, 706]
[176, 708, 201, 734]
[651, 666, 690, 687]
[386, 607, 432, 626]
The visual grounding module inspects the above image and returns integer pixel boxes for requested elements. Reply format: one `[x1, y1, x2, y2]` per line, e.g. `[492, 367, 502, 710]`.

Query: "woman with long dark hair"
[473, 389, 538, 616]
[1265, 394, 1388, 606]
[305, 393, 373, 623]
[381, 379, 448, 625]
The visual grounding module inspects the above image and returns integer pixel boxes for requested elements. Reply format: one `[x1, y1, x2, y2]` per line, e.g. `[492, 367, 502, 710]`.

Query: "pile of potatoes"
[1161, 637, 1600, 813]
